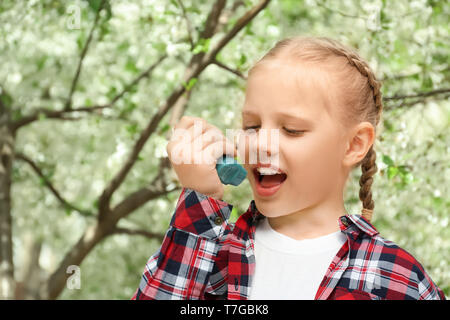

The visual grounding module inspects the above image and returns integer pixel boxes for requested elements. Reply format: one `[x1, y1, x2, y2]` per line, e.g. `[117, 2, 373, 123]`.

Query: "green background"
[0, 0, 448, 299]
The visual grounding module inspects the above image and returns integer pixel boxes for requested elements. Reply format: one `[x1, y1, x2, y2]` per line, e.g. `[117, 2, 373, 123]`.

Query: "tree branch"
[110, 184, 182, 224]
[212, 59, 247, 80]
[109, 54, 168, 106]
[0, 109, 15, 299]
[97, 0, 230, 219]
[97, 85, 187, 219]
[43, 0, 272, 300]
[175, 0, 195, 49]
[383, 88, 450, 110]
[15, 152, 94, 217]
[11, 105, 108, 131]
[215, 0, 246, 34]
[108, 227, 165, 242]
[316, 0, 367, 20]
[383, 88, 450, 101]
[42, 183, 179, 299]
[11, 54, 167, 132]
[97, 0, 272, 220]
[65, 0, 106, 111]
[200, 0, 227, 40]
[204, 0, 271, 64]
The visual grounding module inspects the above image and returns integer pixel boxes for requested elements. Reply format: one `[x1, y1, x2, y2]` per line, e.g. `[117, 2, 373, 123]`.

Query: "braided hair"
[249, 36, 383, 222]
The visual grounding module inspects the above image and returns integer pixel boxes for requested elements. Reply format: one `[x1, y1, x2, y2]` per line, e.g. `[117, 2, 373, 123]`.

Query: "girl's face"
[240, 60, 349, 218]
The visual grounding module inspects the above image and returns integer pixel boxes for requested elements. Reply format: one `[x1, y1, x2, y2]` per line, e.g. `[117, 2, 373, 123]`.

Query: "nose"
[257, 129, 273, 163]
[239, 127, 279, 165]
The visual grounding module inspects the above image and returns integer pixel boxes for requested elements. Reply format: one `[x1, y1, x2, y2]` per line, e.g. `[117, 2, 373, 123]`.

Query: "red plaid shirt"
[132, 188, 446, 300]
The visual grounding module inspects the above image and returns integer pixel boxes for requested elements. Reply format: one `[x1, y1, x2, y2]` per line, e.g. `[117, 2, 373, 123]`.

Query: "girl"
[132, 36, 445, 300]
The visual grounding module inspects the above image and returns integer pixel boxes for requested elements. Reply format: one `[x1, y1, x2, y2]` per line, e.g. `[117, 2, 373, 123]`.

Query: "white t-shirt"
[248, 217, 347, 300]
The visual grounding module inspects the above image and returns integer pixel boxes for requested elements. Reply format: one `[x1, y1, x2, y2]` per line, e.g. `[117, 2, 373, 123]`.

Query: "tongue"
[260, 174, 285, 188]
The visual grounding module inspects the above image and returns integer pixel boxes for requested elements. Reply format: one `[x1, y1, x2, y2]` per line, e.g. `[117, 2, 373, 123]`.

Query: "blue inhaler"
[215, 155, 247, 186]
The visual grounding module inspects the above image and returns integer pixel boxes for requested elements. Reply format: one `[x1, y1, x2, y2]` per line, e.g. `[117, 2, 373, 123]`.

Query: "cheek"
[285, 132, 343, 182]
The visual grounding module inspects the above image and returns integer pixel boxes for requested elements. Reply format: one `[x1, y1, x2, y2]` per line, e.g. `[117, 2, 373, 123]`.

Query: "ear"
[342, 122, 375, 168]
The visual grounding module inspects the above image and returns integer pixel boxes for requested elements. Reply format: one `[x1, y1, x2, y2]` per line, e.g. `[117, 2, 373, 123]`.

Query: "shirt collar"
[339, 214, 379, 238]
[245, 200, 379, 239]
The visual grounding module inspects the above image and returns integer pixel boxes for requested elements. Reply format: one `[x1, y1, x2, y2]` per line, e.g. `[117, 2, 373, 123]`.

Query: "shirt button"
[214, 216, 224, 226]
[340, 217, 349, 227]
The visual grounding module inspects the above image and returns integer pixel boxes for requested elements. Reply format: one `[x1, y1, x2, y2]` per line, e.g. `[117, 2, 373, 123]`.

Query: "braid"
[331, 48, 384, 125]
[325, 41, 383, 222]
[359, 147, 378, 221]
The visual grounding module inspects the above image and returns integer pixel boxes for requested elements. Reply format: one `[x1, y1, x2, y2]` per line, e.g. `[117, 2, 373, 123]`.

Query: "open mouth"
[253, 167, 287, 197]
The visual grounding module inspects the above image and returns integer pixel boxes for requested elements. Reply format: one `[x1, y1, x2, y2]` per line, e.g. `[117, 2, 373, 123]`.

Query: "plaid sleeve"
[132, 187, 233, 300]
[414, 262, 447, 300]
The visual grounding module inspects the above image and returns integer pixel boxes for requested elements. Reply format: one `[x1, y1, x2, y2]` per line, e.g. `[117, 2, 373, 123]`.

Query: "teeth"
[257, 167, 280, 175]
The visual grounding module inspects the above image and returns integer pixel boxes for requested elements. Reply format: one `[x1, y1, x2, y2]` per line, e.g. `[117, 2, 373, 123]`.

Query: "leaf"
[192, 38, 211, 54]
[238, 54, 247, 67]
[0, 90, 13, 108]
[117, 41, 129, 52]
[125, 123, 139, 135]
[39, 177, 47, 186]
[382, 154, 395, 166]
[106, 86, 117, 100]
[12, 108, 23, 121]
[76, 32, 86, 51]
[347, 196, 360, 204]
[84, 98, 93, 106]
[383, 119, 394, 132]
[387, 166, 399, 179]
[87, 0, 102, 12]
[36, 56, 48, 71]
[421, 76, 433, 91]
[125, 59, 139, 74]
[119, 102, 137, 117]
[245, 22, 255, 36]
[158, 123, 170, 135]
[182, 78, 197, 91]
[38, 113, 47, 121]
[185, 6, 201, 14]
[152, 42, 167, 53]
[230, 207, 239, 222]
[432, 196, 443, 208]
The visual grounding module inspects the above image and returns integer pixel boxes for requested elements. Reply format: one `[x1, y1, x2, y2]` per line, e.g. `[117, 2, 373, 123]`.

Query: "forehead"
[242, 60, 333, 120]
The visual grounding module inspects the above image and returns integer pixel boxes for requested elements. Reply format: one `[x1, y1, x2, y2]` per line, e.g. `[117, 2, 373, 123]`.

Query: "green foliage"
[1, 0, 448, 299]
[182, 77, 198, 91]
[192, 38, 211, 54]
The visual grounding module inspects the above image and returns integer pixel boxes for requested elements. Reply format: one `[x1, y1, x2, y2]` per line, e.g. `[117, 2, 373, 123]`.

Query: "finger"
[188, 124, 224, 150]
[203, 138, 237, 165]
[169, 117, 205, 146]
[174, 116, 201, 130]
[185, 119, 210, 144]
[199, 127, 225, 150]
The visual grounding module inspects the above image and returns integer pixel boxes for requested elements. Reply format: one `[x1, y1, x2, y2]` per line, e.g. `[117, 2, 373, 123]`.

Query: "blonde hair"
[249, 36, 383, 222]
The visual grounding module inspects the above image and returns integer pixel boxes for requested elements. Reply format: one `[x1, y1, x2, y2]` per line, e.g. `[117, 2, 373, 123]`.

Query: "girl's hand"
[166, 116, 237, 200]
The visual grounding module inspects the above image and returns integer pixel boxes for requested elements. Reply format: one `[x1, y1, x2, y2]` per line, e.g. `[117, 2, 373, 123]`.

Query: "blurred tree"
[0, 0, 271, 299]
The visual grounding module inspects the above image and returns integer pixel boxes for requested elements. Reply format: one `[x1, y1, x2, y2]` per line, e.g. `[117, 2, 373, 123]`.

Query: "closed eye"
[243, 126, 306, 136]
[283, 127, 306, 136]
[243, 126, 259, 131]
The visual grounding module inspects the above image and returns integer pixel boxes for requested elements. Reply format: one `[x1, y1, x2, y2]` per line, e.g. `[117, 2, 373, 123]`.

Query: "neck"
[267, 195, 347, 241]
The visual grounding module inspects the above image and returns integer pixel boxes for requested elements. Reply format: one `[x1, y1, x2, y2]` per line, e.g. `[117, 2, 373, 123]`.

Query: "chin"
[252, 196, 293, 218]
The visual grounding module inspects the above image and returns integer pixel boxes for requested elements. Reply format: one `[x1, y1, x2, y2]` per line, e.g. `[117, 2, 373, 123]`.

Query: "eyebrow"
[242, 110, 314, 125]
